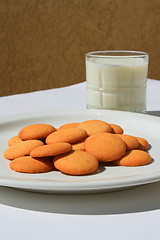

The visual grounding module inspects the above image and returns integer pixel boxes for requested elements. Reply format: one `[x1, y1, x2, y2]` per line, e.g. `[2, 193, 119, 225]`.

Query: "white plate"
[0, 109, 160, 194]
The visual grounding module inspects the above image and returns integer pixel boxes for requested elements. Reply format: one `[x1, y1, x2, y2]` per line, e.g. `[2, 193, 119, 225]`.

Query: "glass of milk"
[86, 50, 149, 113]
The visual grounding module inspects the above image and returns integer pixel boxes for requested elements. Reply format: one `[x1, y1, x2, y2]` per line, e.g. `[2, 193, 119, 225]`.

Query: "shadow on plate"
[1, 180, 160, 215]
[147, 111, 160, 117]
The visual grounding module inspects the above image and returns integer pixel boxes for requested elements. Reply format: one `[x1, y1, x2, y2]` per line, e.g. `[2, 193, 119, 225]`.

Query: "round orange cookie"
[114, 149, 152, 166]
[18, 123, 56, 140]
[8, 136, 23, 147]
[54, 150, 98, 175]
[10, 156, 53, 173]
[84, 133, 126, 162]
[4, 140, 44, 160]
[110, 124, 124, 134]
[116, 134, 139, 150]
[78, 119, 112, 136]
[136, 137, 149, 151]
[30, 142, 72, 157]
[46, 128, 87, 144]
[58, 123, 79, 130]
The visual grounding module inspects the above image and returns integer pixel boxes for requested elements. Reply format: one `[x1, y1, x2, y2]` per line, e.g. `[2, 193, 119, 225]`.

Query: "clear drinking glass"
[86, 50, 149, 113]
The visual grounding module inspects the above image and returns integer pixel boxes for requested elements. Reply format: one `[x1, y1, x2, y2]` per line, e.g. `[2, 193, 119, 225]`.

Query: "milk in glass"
[86, 52, 148, 113]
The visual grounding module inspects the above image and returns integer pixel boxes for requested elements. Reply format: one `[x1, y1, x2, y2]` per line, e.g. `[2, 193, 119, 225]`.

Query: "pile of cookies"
[3, 120, 152, 176]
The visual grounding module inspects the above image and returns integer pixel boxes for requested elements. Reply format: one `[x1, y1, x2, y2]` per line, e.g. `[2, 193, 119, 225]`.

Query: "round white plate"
[0, 109, 160, 194]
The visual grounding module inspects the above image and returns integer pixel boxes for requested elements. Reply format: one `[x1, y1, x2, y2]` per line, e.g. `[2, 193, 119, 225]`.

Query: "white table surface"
[0, 79, 160, 240]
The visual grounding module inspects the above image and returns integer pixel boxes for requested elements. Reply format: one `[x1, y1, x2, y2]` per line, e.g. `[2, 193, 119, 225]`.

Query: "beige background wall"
[0, 0, 160, 96]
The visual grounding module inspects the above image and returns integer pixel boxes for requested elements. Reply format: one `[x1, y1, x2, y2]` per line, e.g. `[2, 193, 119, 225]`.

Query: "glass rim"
[86, 50, 148, 58]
